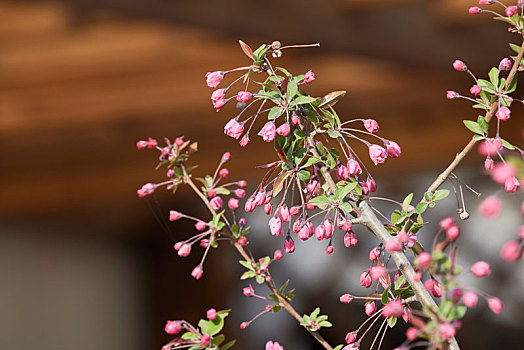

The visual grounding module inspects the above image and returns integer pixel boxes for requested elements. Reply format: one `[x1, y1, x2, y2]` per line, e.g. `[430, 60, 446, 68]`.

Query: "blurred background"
[0, 0, 523, 349]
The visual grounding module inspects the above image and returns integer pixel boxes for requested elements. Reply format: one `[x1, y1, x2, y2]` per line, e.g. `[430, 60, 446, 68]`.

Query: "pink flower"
[336, 163, 349, 180]
[471, 261, 491, 277]
[237, 91, 252, 103]
[219, 168, 229, 178]
[506, 6, 518, 17]
[224, 119, 244, 139]
[304, 70, 315, 83]
[416, 252, 432, 268]
[365, 302, 377, 316]
[323, 217, 334, 239]
[386, 141, 401, 158]
[237, 236, 247, 246]
[360, 271, 372, 288]
[298, 225, 310, 241]
[210, 196, 223, 211]
[500, 240, 522, 262]
[269, 216, 284, 236]
[440, 323, 456, 340]
[284, 237, 295, 253]
[345, 331, 357, 344]
[137, 183, 155, 197]
[274, 249, 283, 260]
[369, 247, 381, 261]
[265, 340, 284, 350]
[364, 119, 379, 133]
[406, 327, 419, 341]
[191, 265, 203, 279]
[496, 107, 511, 121]
[463, 291, 478, 308]
[276, 123, 291, 136]
[264, 203, 273, 215]
[453, 60, 466, 71]
[178, 244, 191, 257]
[382, 299, 403, 318]
[279, 205, 290, 222]
[347, 159, 362, 175]
[195, 221, 206, 231]
[165, 320, 181, 334]
[386, 239, 402, 252]
[239, 134, 249, 147]
[504, 176, 520, 192]
[222, 152, 231, 161]
[201, 334, 211, 346]
[258, 122, 276, 142]
[479, 0, 493, 5]
[146, 137, 157, 148]
[211, 89, 226, 102]
[340, 294, 354, 303]
[205, 71, 224, 88]
[469, 6, 481, 14]
[370, 266, 386, 280]
[344, 232, 358, 247]
[136, 140, 148, 149]
[315, 225, 326, 240]
[228, 198, 239, 210]
[446, 225, 460, 241]
[446, 90, 459, 99]
[484, 157, 494, 171]
[470, 85, 481, 96]
[244, 197, 256, 212]
[169, 210, 182, 221]
[491, 163, 516, 184]
[235, 189, 246, 198]
[212, 98, 226, 111]
[174, 137, 184, 147]
[367, 177, 377, 192]
[290, 206, 299, 217]
[478, 196, 501, 219]
[479, 138, 503, 156]
[488, 297, 503, 314]
[369, 144, 387, 165]
[291, 113, 300, 125]
[207, 308, 217, 320]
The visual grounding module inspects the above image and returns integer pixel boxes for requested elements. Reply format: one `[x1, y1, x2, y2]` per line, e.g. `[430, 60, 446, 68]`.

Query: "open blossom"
[266, 341, 284, 350]
[205, 71, 224, 88]
[496, 106, 511, 121]
[364, 119, 379, 133]
[258, 122, 276, 142]
[382, 299, 403, 317]
[386, 141, 401, 158]
[471, 261, 491, 277]
[369, 144, 387, 165]
[304, 70, 315, 83]
[236, 91, 252, 103]
[224, 118, 244, 139]
[478, 196, 501, 219]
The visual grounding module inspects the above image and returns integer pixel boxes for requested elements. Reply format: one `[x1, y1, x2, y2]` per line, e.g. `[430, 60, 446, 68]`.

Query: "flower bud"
[470, 85, 481, 96]
[471, 261, 491, 277]
[500, 240, 521, 262]
[205, 71, 224, 88]
[236, 91, 252, 103]
[228, 198, 239, 210]
[488, 297, 503, 314]
[484, 157, 494, 171]
[191, 265, 203, 279]
[496, 106, 511, 121]
[276, 123, 291, 137]
[440, 323, 456, 340]
[264, 203, 273, 215]
[274, 249, 284, 260]
[504, 176, 520, 192]
[365, 302, 377, 316]
[169, 210, 182, 221]
[506, 6, 517, 17]
[195, 221, 207, 231]
[364, 119, 379, 133]
[258, 122, 276, 142]
[210, 196, 223, 210]
[386, 141, 402, 158]
[340, 293, 354, 303]
[416, 252, 431, 268]
[219, 168, 229, 178]
[165, 320, 182, 334]
[446, 225, 460, 241]
[304, 70, 315, 83]
[178, 244, 191, 257]
[463, 291, 478, 307]
[284, 237, 295, 253]
[207, 308, 217, 320]
[369, 144, 387, 165]
[360, 271, 372, 288]
[452, 60, 467, 71]
[446, 90, 459, 99]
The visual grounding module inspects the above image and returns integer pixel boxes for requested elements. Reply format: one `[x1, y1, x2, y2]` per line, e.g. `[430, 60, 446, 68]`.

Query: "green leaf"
[182, 331, 197, 340]
[327, 128, 341, 139]
[334, 346, 344, 350]
[273, 173, 289, 197]
[255, 275, 265, 284]
[477, 79, 496, 94]
[268, 106, 284, 120]
[300, 157, 320, 169]
[463, 120, 484, 135]
[507, 75, 518, 93]
[253, 44, 268, 61]
[336, 182, 358, 201]
[199, 319, 210, 335]
[311, 307, 320, 319]
[387, 316, 397, 328]
[298, 169, 311, 181]
[239, 260, 253, 270]
[276, 67, 291, 76]
[402, 193, 413, 212]
[381, 286, 390, 304]
[309, 196, 331, 205]
[488, 67, 500, 88]
[240, 271, 255, 280]
[287, 80, 298, 100]
[501, 138, 515, 150]
[477, 115, 489, 134]
[221, 340, 236, 350]
[448, 305, 467, 321]
[472, 134, 485, 141]
[294, 96, 319, 105]
[432, 189, 449, 201]
[415, 202, 428, 214]
[207, 314, 226, 336]
[394, 275, 406, 290]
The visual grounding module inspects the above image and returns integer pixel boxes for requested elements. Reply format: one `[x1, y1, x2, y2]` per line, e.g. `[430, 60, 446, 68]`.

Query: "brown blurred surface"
[1, 1, 523, 350]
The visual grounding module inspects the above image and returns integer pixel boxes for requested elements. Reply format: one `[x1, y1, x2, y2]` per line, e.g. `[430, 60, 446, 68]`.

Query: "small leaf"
[488, 67, 500, 88]
[268, 106, 284, 120]
[238, 40, 255, 61]
[240, 271, 255, 280]
[287, 80, 298, 100]
[294, 96, 319, 105]
[463, 120, 484, 135]
[477, 115, 489, 134]
[501, 138, 515, 150]
[221, 340, 236, 350]
[387, 317, 397, 328]
[298, 169, 311, 181]
[319, 91, 346, 108]
[415, 202, 428, 214]
[273, 173, 289, 197]
[432, 189, 449, 201]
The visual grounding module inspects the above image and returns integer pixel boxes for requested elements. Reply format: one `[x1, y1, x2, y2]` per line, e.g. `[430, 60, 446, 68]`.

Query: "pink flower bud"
[238, 180, 247, 187]
[244, 197, 256, 212]
[414, 271, 422, 281]
[382, 299, 403, 318]
[439, 217, 455, 230]
[347, 158, 362, 175]
[291, 112, 300, 125]
[228, 198, 239, 210]
[336, 163, 349, 180]
[506, 6, 517, 17]
[195, 221, 206, 231]
[207, 308, 217, 320]
[236, 91, 252, 103]
[284, 237, 295, 253]
[326, 245, 334, 254]
[169, 210, 182, 221]
[452, 60, 467, 71]
[364, 119, 379, 133]
[367, 177, 377, 192]
[345, 331, 357, 344]
[289, 206, 299, 217]
[298, 225, 310, 241]
[416, 252, 431, 268]
[500, 240, 522, 262]
[424, 279, 437, 293]
[235, 189, 246, 198]
[218, 169, 230, 180]
[471, 261, 491, 277]
[478, 196, 501, 219]
[440, 323, 456, 340]
[210, 196, 223, 211]
[200, 239, 210, 248]
[201, 334, 211, 346]
[369, 144, 387, 165]
[386, 141, 402, 158]
[307, 180, 320, 195]
[258, 122, 276, 142]
[451, 288, 463, 302]
[254, 192, 266, 206]
[137, 183, 155, 197]
[340, 293, 354, 303]
[463, 291, 478, 307]
[276, 123, 291, 136]
[369, 247, 381, 261]
[360, 271, 372, 288]
[191, 265, 203, 279]
[323, 217, 334, 239]
[237, 237, 247, 246]
[207, 189, 216, 198]
[470, 85, 481, 96]
[211, 89, 226, 102]
[136, 140, 148, 149]
[265, 341, 284, 350]
[146, 137, 157, 148]
[279, 205, 290, 222]
[397, 231, 408, 243]
[224, 118, 244, 139]
[488, 297, 503, 314]
[365, 302, 377, 316]
[479, 0, 494, 5]
[314, 225, 325, 241]
[446, 225, 460, 241]
[274, 249, 283, 260]
[491, 163, 516, 185]
[243, 285, 255, 297]
[386, 239, 402, 252]
[239, 134, 250, 147]
[213, 98, 226, 111]
[165, 320, 181, 334]
[264, 203, 273, 215]
[446, 90, 459, 99]
[240, 322, 249, 329]
[370, 266, 386, 281]
[239, 218, 247, 226]
[174, 137, 184, 147]
[178, 244, 191, 257]
[469, 6, 481, 14]
[496, 106, 511, 121]
[504, 176, 520, 192]
[205, 71, 224, 88]
[406, 327, 418, 341]
[343, 232, 358, 248]
[269, 216, 284, 236]
[484, 157, 494, 171]
[304, 70, 315, 83]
